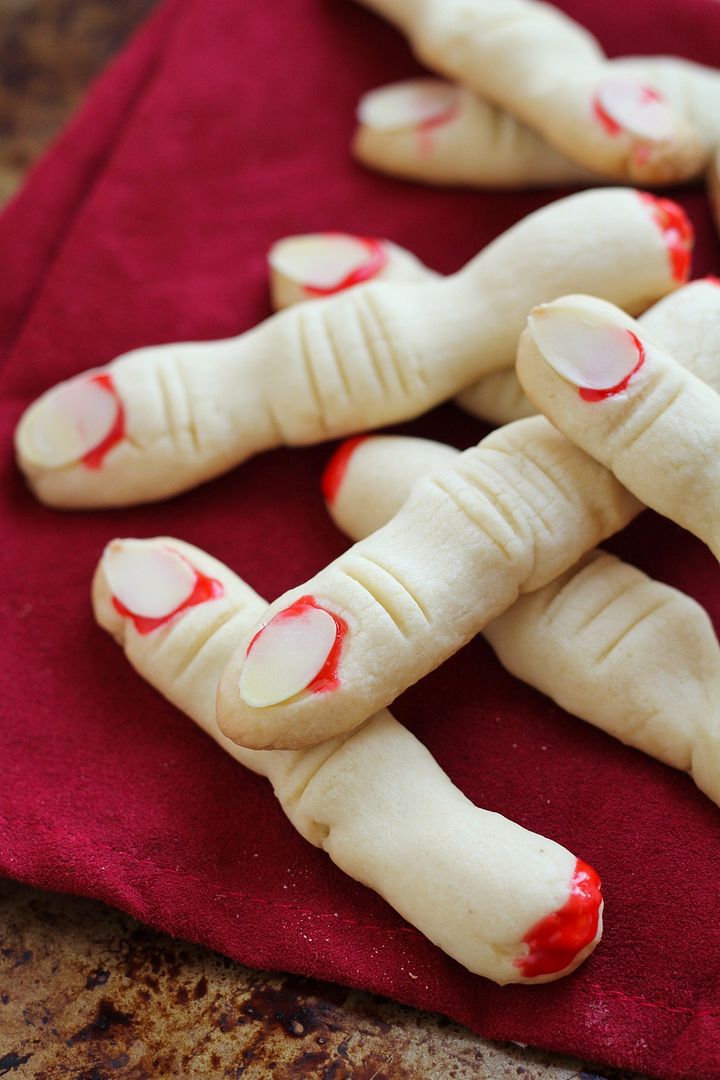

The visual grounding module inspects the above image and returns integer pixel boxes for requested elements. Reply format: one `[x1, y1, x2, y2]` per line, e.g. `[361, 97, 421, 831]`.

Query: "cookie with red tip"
[517, 294, 720, 559]
[93, 535, 603, 986]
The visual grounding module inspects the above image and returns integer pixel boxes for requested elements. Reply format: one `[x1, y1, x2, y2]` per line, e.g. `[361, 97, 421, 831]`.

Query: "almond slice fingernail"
[528, 303, 646, 401]
[103, 540, 222, 636]
[18, 372, 123, 469]
[268, 233, 388, 298]
[240, 596, 345, 707]
[593, 79, 675, 142]
[357, 78, 458, 134]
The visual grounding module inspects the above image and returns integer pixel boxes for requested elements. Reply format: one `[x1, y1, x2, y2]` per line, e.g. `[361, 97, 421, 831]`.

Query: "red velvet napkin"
[1, 1, 720, 1076]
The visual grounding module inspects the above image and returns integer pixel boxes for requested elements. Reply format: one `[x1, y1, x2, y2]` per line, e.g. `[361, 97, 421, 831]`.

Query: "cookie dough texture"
[93, 536, 598, 985]
[355, 0, 704, 183]
[217, 417, 641, 750]
[16, 189, 681, 507]
[517, 293, 720, 559]
[326, 435, 720, 808]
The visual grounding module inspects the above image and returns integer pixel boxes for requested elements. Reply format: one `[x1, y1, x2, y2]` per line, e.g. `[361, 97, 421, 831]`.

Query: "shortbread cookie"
[355, 0, 704, 183]
[354, 58, 720, 189]
[93, 536, 603, 985]
[323, 434, 720, 807]
[268, 215, 698, 428]
[516, 293, 720, 559]
[218, 272, 720, 751]
[15, 188, 687, 508]
[216, 416, 641, 750]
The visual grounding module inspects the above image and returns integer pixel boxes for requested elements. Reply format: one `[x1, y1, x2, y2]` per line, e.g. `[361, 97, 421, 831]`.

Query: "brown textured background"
[0, 2, 646, 1077]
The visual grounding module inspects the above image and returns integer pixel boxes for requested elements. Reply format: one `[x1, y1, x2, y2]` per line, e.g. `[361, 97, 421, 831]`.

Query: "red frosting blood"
[321, 436, 370, 505]
[246, 595, 347, 694]
[639, 192, 693, 283]
[112, 563, 224, 635]
[592, 85, 662, 138]
[516, 859, 602, 979]
[303, 236, 388, 297]
[579, 330, 646, 403]
[417, 101, 458, 155]
[82, 373, 126, 469]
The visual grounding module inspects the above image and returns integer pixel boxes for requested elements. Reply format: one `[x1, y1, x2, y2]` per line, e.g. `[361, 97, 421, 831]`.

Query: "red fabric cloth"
[1, 1, 720, 1075]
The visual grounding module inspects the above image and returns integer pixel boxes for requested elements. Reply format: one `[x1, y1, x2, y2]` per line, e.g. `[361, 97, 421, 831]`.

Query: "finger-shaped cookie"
[268, 208, 697, 428]
[516, 293, 720, 559]
[217, 416, 641, 750]
[353, 78, 594, 189]
[355, 0, 704, 183]
[15, 188, 690, 508]
[354, 58, 720, 190]
[93, 536, 603, 985]
[268, 231, 537, 423]
[324, 435, 720, 807]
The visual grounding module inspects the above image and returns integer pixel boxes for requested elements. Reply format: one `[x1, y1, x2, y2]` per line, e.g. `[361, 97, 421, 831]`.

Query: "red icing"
[303, 236, 388, 297]
[321, 435, 369, 505]
[112, 554, 224, 635]
[579, 330, 645, 403]
[417, 102, 458, 156]
[640, 192, 693, 283]
[82, 373, 126, 469]
[592, 85, 662, 138]
[703, 275, 720, 286]
[246, 595, 347, 694]
[516, 859, 602, 979]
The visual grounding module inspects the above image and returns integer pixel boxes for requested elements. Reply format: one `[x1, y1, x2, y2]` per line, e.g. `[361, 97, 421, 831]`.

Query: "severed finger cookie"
[216, 416, 641, 750]
[15, 189, 688, 508]
[355, 0, 704, 183]
[323, 432, 720, 808]
[267, 203, 695, 428]
[353, 58, 720, 190]
[93, 536, 603, 985]
[516, 293, 720, 560]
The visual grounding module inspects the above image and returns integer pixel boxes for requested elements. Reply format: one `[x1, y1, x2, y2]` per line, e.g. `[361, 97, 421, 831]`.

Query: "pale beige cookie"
[353, 59, 720, 189]
[323, 434, 720, 808]
[216, 416, 641, 750]
[266, 208, 697, 428]
[15, 189, 688, 508]
[353, 78, 594, 188]
[93, 536, 603, 985]
[355, 0, 704, 183]
[516, 293, 720, 559]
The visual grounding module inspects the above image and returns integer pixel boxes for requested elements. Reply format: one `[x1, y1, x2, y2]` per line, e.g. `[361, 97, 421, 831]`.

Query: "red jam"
[515, 859, 602, 978]
[112, 562, 224, 635]
[579, 330, 646, 403]
[246, 595, 347, 694]
[82, 373, 126, 469]
[303, 236, 388, 297]
[321, 435, 369, 504]
[639, 192, 693, 283]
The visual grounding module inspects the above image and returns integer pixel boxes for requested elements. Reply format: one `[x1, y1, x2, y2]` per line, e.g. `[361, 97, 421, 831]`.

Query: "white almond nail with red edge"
[105, 540, 197, 619]
[527, 300, 643, 393]
[18, 375, 119, 468]
[595, 80, 676, 141]
[268, 234, 384, 295]
[239, 603, 339, 708]
[357, 78, 458, 133]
